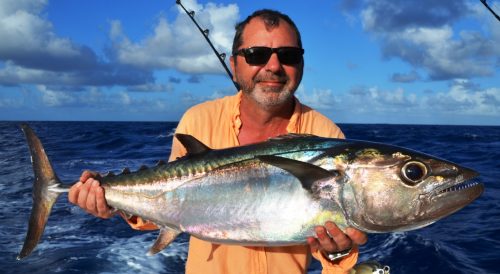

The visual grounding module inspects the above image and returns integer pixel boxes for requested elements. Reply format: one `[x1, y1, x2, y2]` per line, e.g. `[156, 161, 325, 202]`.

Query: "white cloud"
[110, 0, 239, 74]
[340, 86, 419, 113]
[360, 0, 500, 80]
[0, 0, 239, 88]
[391, 70, 420, 83]
[296, 87, 340, 110]
[299, 80, 497, 119]
[119, 92, 131, 106]
[180, 87, 234, 107]
[0, 0, 154, 87]
[0, 0, 97, 71]
[126, 83, 173, 92]
[0, 96, 23, 108]
[0, 0, 46, 16]
[37, 85, 77, 107]
[33, 85, 175, 113]
[361, 0, 469, 31]
[429, 79, 500, 115]
[0, 61, 153, 87]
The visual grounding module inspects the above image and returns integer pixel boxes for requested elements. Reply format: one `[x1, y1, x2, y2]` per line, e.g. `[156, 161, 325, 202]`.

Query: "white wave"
[358, 232, 408, 262]
[64, 159, 107, 167]
[157, 127, 176, 138]
[97, 233, 188, 274]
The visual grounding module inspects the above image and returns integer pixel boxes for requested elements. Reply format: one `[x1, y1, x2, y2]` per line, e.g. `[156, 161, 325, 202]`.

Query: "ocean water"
[1, 121, 498, 274]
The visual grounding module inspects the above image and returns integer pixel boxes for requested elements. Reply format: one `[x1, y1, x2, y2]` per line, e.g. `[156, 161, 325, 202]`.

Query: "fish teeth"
[438, 181, 479, 194]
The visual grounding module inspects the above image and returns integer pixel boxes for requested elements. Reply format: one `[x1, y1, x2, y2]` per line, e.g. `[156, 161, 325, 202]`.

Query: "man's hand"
[68, 170, 115, 219]
[307, 221, 367, 260]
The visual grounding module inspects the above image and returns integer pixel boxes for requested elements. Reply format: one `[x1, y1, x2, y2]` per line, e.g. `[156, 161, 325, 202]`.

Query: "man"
[69, 9, 367, 274]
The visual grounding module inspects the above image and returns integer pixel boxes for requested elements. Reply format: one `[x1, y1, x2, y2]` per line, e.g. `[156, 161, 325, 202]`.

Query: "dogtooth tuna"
[17, 124, 483, 259]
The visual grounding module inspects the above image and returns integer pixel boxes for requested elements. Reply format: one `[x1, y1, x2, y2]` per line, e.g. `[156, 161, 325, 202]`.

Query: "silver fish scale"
[126, 159, 334, 244]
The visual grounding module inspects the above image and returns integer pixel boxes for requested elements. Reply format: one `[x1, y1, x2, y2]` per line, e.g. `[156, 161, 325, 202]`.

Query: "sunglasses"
[234, 46, 304, 66]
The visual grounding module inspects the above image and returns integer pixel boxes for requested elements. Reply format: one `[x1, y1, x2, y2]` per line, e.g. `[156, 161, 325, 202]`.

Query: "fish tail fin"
[17, 124, 67, 260]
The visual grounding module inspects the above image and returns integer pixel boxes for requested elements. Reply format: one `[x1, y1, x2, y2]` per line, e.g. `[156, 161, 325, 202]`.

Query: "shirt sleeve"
[168, 114, 189, 162]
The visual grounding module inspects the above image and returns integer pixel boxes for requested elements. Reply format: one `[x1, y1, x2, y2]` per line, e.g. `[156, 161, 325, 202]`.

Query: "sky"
[0, 0, 499, 125]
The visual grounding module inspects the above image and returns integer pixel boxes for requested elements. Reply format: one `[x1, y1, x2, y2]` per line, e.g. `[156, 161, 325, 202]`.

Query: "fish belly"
[171, 162, 325, 245]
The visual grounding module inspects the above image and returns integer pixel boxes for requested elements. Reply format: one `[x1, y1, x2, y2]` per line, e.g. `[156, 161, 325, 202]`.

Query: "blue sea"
[1, 121, 498, 274]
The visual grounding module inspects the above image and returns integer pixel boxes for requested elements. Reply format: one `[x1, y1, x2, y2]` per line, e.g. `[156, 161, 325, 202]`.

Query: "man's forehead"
[241, 17, 298, 46]
[244, 16, 292, 32]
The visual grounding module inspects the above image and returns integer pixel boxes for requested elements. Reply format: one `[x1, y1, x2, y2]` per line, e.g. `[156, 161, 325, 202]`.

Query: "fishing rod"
[176, 0, 240, 91]
[480, 0, 500, 22]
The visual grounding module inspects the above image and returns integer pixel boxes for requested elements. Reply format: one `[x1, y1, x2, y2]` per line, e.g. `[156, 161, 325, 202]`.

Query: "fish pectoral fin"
[175, 134, 212, 155]
[147, 227, 181, 255]
[119, 210, 133, 219]
[256, 155, 337, 193]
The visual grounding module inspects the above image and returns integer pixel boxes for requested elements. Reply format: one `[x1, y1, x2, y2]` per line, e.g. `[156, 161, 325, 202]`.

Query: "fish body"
[102, 134, 348, 246]
[17, 124, 483, 259]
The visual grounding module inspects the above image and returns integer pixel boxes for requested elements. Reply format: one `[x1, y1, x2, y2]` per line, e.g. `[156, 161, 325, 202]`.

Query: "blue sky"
[0, 0, 499, 125]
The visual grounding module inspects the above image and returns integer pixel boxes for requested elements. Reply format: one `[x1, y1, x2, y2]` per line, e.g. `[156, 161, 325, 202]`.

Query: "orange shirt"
[128, 92, 358, 274]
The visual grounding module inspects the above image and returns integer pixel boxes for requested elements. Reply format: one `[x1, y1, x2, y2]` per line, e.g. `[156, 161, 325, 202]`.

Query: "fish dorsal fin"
[256, 155, 337, 193]
[105, 171, 115, 177]
[138, 165, 148, 171]
[175, 134, 211, 155]
[267, 133, 317, 141]
[156, 160, 166, 166]
[148, 227, 181, 255]
[121, 167, 131, 175]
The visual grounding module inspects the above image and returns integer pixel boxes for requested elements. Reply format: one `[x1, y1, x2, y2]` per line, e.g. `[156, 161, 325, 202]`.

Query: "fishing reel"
[352, 260, 390, 274]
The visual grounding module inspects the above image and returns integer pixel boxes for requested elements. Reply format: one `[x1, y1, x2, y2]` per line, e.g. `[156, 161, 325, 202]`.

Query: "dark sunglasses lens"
[277, 48, 303, 65]
[245, 48, 272, 65]
[241, 47, 303, 65]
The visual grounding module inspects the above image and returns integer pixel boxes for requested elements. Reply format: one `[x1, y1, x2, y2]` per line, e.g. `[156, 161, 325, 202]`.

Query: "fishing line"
[176, 0, 240, 91]
[480, 0, 500, 21]
[492, 2, 500, 15]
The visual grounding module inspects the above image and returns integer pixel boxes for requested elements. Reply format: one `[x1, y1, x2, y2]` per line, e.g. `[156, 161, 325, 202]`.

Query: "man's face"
[230, 18, 304, 109]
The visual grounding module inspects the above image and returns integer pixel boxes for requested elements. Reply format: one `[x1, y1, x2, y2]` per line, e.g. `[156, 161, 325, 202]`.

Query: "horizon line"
[1, 120, 498, 127]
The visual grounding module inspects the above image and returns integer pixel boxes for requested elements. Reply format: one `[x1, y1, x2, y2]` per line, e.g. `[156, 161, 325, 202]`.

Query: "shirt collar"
[232, 91, 302, 135]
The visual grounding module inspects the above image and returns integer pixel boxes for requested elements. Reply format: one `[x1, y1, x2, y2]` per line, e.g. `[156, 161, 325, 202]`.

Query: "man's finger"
[325, 222, 351, 251]
[80, 170, 100, 183]
[307, 237, 320, 253]
[314, 226, 337, 253]
[346, 227, 368, 245]
[85, 181, 98, 214]
[95, 186, 112, 218]
[68, 181, 82, 204]
[77, 179, 92, 208]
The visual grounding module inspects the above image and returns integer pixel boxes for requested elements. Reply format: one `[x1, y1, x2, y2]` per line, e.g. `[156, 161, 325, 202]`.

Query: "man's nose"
[263, 52, 282, 72]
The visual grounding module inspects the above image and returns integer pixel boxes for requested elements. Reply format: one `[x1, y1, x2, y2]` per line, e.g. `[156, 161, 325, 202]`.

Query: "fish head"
[334, 142, 483, 232]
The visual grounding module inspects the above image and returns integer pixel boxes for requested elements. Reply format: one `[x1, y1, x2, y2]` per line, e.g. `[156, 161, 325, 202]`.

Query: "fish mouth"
[432, 168, 483, 199]
[435, 179, 483, 196]
[425, 168, 484, 220]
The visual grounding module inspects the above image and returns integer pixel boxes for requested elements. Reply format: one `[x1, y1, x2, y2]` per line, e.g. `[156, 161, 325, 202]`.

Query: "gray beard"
[247, 88, 293, 110]
[239, 74, 294, 110]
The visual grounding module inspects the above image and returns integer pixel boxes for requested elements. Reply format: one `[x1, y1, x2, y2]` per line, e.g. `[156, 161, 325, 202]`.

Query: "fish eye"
[401, 161, 428, 185]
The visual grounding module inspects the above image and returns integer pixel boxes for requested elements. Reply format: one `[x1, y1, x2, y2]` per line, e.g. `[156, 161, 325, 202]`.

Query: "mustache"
[254, 72, 288, 83]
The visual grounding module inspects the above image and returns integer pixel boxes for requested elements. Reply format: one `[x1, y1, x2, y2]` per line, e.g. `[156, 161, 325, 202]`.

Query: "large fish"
[17, 124, 483, 259]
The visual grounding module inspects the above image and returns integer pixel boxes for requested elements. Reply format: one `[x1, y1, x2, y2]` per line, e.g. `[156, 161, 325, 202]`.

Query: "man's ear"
[229, 55, 237, 82]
